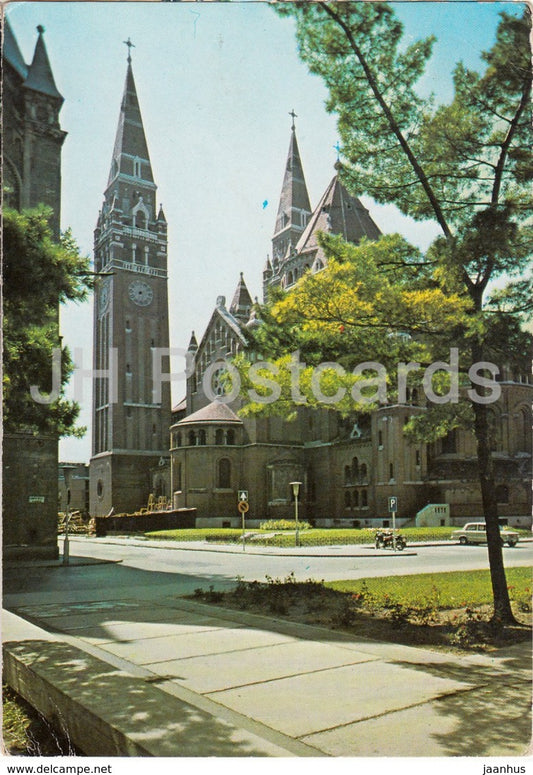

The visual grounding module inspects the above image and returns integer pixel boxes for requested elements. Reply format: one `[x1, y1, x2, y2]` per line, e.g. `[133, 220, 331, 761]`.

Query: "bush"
[259, 519, 312, 531]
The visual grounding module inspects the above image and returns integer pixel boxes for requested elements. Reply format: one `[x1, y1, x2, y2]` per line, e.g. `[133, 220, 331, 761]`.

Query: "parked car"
[452, 522, 519, 547]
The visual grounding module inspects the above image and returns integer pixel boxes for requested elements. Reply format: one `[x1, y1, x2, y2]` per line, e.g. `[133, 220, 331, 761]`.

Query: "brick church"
[89, 50, 532, 527]
[169, 126, 532, 528]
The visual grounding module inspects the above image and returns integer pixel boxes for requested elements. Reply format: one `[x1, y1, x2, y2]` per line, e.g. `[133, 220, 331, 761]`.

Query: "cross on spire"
[123, 37, 135, 63]
[289, 109, 297, 131]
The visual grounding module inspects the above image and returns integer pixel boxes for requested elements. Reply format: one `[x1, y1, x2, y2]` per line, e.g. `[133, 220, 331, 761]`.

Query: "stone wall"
[3, 433, 59, 559]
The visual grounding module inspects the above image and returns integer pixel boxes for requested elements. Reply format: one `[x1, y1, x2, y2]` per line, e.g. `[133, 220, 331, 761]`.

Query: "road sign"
[238, 490, 248, 502]
[388, 496, 398, 513]
[238, 501, 249, 514]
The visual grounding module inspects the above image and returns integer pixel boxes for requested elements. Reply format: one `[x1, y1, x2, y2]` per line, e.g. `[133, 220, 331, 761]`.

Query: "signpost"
[290, 482, 302, 547]
[388, 496, 398, 551]
[238, 491, 249, 551]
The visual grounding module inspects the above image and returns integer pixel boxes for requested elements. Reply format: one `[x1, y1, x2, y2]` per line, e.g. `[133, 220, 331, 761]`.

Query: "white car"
[452, 522, 519, 547]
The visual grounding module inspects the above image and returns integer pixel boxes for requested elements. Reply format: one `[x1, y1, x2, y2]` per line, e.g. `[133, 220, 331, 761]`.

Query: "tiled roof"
[175, 401, 243, 426]
[296, 172, 381, 261]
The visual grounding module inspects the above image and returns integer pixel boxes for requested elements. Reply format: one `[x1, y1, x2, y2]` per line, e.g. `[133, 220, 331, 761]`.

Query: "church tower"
[89, 43, 171, 516]
[3, 21, 66, 237]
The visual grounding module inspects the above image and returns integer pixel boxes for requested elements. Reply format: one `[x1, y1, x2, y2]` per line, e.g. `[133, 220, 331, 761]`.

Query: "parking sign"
[388, 496, 398, 513]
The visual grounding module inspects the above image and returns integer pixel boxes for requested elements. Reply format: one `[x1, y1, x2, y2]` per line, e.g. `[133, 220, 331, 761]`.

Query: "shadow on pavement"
[390, 652, 531, 756]
[4, 638, 277, 757]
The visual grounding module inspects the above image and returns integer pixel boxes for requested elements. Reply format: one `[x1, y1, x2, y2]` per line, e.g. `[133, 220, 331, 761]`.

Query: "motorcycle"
[374, 529, 406, 551]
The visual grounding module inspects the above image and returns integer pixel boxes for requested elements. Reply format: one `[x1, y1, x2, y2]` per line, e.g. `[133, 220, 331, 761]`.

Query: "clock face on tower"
[128, 280, 154, 307]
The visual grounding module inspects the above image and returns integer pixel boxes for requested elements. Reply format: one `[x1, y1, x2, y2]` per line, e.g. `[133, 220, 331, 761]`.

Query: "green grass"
[326, 566, 533, 609]
[145, 525, 530, 547]
[145, 527, 244, 541]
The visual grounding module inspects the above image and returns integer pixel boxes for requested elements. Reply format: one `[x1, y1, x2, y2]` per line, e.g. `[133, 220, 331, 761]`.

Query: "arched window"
[135, 210, 146, 229]
[188, 430, 196, 446]
[198, 429, 206, 445]
[519, 407, 530, 452]
[177, 432, 182, 448]
[360, 463, 367, 480]
[361, 490, 368, 507]
[226, 428, 235, 446]
[217, 458, 231, 489]
[351, 457, 359, 480]
[495, 484, 509, 504]
[344, 491, 351, 508]
[215, 429, 224, 445]
[442, 428, 457, 454]
[344, 465, 351, 484]
[353, 490, 359, 508]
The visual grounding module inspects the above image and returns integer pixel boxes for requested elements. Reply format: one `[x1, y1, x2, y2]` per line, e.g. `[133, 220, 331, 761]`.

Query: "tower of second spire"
[271, 114, 312, 265]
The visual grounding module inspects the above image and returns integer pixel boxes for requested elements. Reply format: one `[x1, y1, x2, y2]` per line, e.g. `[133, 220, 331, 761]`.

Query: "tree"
[258, 3, 531, 623]
[3, 206, 93, 437]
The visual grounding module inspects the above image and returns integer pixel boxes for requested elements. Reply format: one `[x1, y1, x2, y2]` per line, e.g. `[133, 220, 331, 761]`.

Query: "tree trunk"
[471, 345, 517, 625]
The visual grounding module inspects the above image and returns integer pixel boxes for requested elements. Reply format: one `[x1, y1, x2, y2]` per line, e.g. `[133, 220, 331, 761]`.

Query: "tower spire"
[107, 56, 154, 189]
[23, 25, 63, 102]
[271, 115, 312, 263]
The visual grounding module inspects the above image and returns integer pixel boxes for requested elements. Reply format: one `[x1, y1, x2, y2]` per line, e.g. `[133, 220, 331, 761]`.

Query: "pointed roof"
[187, 331, 198, 353]
[157, 204, 167, 222]
[107, 61, 154, 187]
[23, 25, 63, 101]
[295, 167, 381, 262]
[3, 18, 28, 80]
[229, 273, 253, 321]
[274, 126, 312, 237]
[176, 400, 243, 427]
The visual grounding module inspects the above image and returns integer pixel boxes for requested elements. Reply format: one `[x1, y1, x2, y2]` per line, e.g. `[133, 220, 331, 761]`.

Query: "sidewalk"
[3, 591, 531, 757]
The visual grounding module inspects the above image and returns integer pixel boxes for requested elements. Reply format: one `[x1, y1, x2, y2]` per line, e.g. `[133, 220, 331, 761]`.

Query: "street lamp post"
[61, 464, 76, 566]
[290, 481, 302, 547]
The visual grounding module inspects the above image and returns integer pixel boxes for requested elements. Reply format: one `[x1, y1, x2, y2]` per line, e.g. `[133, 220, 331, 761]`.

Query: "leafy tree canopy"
[3, 206, 93, 437]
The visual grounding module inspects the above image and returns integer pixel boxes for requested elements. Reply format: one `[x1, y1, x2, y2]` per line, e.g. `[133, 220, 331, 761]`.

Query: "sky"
[6, 1, 522, 463]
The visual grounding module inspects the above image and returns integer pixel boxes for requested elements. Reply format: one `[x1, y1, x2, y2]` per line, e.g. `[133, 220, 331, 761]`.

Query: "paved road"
[3, 536, 531, 757]
[4, 536, 531, 608]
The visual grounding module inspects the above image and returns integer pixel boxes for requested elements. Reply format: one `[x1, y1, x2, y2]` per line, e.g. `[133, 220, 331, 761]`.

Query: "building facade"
[3, 21, 66, 559]
[89, 51, 171, 516]
[170, 123, 532, 528]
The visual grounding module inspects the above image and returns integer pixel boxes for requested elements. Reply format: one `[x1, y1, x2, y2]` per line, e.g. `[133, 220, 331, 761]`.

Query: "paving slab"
[94, 625, 295, 664]
[145, 639, 379, 693]
[207, 660, 474, 738]
[73, 616, 235, 645]
[302, 679, 531, 757]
